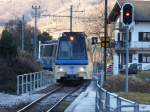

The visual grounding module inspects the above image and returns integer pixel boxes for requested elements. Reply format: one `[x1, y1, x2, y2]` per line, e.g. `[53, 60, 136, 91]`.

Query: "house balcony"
[111, 41, 150, 52]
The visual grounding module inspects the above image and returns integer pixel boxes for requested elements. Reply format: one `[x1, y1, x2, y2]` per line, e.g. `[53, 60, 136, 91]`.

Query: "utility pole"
[32, 5, 40, 59]
[104, 0, 108, 81]
[38, 41, 41, 59]
[70, 5, 73, 32]
[69, 5, 83, 32]
[125, 26, 129, 93]
[21, 15, 25, 51]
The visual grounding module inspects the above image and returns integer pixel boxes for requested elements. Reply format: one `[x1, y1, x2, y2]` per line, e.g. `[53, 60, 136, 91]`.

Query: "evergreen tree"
[38, 32, 53, 43]
[0, 30, 18, 62]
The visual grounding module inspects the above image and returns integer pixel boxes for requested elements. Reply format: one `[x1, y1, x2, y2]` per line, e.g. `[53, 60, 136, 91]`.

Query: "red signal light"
[125, 12, 130, 17]
[122, 3, 133, 25]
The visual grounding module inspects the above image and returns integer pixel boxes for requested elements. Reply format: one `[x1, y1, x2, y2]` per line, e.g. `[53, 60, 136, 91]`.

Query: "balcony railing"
[111, 41, 150, 49]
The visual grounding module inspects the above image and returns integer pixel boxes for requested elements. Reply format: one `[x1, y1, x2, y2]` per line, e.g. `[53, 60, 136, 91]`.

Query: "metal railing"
[17, 70, 54, 95]
[112, 41, 150, 49]
[95, 64, 139, 112]
[96, 82, 139, 112]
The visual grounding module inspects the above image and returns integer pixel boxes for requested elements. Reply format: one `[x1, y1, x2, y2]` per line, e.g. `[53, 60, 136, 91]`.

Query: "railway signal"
[91, 37, 98, 45]
[122, 3, 133, 25]
[122, 3, 134, 93]
[101, 37, 110, 48]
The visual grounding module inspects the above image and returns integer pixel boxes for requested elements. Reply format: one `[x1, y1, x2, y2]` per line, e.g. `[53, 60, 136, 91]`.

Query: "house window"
[139, 54, 150, 63]
[139, 32, 150, 41]
[129, 54, 132, 63]
[129, 32, 131, 42]
[117, 33, 120, 41]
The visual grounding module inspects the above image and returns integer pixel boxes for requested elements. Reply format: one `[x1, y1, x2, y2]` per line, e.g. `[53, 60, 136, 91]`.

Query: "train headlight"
[59, 68, 63, 72]
[70, 36, 74, 41]
[80, 67, 85, 72]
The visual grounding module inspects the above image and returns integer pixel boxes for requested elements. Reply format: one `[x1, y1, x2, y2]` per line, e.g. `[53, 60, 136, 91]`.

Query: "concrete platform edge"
[65, 91, 88, 112]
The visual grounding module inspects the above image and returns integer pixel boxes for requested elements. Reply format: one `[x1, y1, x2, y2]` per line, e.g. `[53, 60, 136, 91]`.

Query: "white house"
[108, 0, 150, 75]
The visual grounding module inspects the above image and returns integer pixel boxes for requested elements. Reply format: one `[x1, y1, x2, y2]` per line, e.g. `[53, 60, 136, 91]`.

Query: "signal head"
[122, 3, 133, 25]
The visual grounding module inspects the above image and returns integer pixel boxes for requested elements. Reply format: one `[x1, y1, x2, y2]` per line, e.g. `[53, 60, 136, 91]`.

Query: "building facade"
[109, 0, 150, 75]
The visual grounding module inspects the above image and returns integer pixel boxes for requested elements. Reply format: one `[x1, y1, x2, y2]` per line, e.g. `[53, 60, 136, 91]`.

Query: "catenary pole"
[32, 5, 40, 59]
[70, 5, 73, 32]
[104, 0, 108, 81]
[21, 15, 25, 51]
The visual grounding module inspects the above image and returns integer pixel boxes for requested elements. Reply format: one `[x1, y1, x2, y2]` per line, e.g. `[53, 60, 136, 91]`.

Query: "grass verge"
[104, 73, 150, 104]
[119, 92, 150, 104]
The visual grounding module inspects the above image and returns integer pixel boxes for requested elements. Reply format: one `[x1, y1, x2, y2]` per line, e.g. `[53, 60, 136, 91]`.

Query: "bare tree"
[82, 2, 114, 64]
[5, 19, 35, 54]
[83, 6, 104, 38]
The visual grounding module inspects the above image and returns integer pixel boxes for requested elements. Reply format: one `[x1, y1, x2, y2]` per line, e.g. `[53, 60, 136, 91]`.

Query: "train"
[54, 32, 93, 82]
[37, 40, 58, 71]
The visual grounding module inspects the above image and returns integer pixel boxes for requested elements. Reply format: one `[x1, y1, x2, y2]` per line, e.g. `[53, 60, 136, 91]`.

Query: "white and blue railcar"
[54, 32, 93, 82]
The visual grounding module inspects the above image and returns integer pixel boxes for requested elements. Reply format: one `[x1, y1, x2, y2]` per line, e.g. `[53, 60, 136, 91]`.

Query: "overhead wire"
[42, 0, 104, 33]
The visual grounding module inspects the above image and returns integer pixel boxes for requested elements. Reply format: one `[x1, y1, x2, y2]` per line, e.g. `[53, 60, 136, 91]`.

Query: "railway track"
[17, 84, 84, 112]
[46, 86, 81, 112]
[17, 85, 63, 112]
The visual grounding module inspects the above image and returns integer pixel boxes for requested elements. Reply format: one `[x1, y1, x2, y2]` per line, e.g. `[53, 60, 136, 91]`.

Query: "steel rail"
[17, 85, 63, 112]
[46, 85, 81, 112]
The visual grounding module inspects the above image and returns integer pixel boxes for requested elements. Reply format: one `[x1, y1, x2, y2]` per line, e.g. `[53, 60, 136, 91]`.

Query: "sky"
[0, 0, 106, 22]
[0, 0, 115, 36]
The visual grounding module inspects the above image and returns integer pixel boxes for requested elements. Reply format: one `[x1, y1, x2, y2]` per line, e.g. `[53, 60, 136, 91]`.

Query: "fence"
[94, 64, 139, 112]
[114, 41, 150, 49]
[17, 70, 54, 95]
[96, 82, 139, 112]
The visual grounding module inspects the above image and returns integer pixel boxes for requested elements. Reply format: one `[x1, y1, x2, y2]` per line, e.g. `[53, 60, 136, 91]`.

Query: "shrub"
[13, 51, 42, 75]
[129, 76, 150, 93]
[0, 30, 42, 94]
[0, 51, 42, 94]
[0, 59, 17, 93]
[137, 71, 150, 82]
[104, 75, 150, 93]
[104, 75, 125, 92]
[0, 30, 18, 62]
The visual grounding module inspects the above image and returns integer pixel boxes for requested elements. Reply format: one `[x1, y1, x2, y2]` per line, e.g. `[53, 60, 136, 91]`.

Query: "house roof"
[108, 0, 150, 23]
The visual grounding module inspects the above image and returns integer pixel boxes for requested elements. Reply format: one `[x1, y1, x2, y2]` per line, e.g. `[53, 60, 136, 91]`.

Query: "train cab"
[54, 32, 93, 82]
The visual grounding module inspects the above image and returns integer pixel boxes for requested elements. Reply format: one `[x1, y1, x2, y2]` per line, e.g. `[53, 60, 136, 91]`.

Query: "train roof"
[43, 40, 58, 44]
[62, 32, 87, 37]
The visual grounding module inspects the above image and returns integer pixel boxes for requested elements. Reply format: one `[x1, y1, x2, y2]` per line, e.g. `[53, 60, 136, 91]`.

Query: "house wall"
[131, 22, 150, 48]
[113, 20, 150, 75]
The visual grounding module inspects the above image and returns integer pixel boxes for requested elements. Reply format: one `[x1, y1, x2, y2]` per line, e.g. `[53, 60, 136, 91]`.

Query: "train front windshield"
[57, 35, 87, 60]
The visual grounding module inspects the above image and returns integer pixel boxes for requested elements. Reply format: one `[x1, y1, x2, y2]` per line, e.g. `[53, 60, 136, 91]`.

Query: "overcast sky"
[0, 0, 115, 36]
[0, 0, 106, 22]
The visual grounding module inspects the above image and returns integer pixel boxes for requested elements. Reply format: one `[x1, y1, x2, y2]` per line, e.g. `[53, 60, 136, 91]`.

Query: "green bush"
[0, 30, 42, 94]
[0, 30, 18, 61]
[0, 51, 42, 94]
[0, 59, 17, 93]
[13, 51, 42, 75]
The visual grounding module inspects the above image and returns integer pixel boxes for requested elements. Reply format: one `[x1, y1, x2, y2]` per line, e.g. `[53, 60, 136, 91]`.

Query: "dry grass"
[137, 71, 150, 81]
[105, 74, 150, 104]
[105, 72, 150, 92]
[119, 92, 150, 104]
